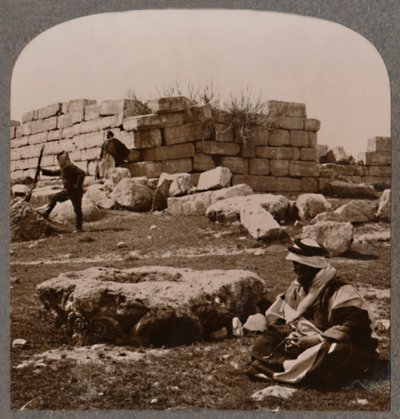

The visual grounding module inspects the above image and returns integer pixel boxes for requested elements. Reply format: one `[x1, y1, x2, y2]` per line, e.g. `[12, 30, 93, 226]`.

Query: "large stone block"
[37, 265, 265, 346]
[365, 151, 390, 166]
[302, 177, 319, 192]
[334, 200, 378, 223]
[28, 131, 48, 145]
[317, 144, 329, 161]
[110, 178, 154, 211]
[220, 157, 248, 174]
[296, 193, 332, 220]
[368, 165, 391, 177]
[20, 144, 43, 159]
[62, 124, 81, 139]
[32, 117, 58, 134]
[291, 147, 300, 160]
[21, 110, 38, 123]
[184, 104, 212, 123]
[240, 205, 283, 240]
[75, 132, 104, 149]
[256, 146, 292, 160]
[143, 143, 195, 161]
[19, 157, 37, 170]
[376, 189, 390, 221]
[21, 122, 33, 136]
[214, 123, 235, 142]
[367, 136, 391, 152]
[290, 130, 309, 147]
[197, 166, 232, 191]
[123, 112, 186, 131]
[300, 147, 318, 161]
[48, 129, 62, 141]
[10, 136, 28, 148]
[276, 177, 302, 192]
[10, 126, 16, 139]
[304, 119, 321, 131]
[246, 128, 270, 146]
[302, 221, 353, 256]
[81, 147, 100, 161]
[266, 101, 306, 117]
[270, 160, 289, 177]
[128, 161, 162, 178]
[249, 159, 270, 175]
[162, 158, 193, 174]
[206, 192, 289, 224]
[289, 161, 319, 177]
[365, 176, 391, 186]
[132, 129, 162, 149]
[325, 180, 378, 199]
[57, 114, 73, 129]
[70, 109, 85, 124]
[242, 144, 256, 158]
[15, 125, 23, 138]
[38, 103, 61, 119]
[158, 172, 195, 197]
[196, 140, 240, 156]
[126, 149, 142, 162]
[164, 123, 207, 145]
[233, 175, 276, 192]
[10, 148, 21, 161]
[44, 141, 63, 155]
[147, 96, 194, 114]
[193, 154, 215, 171]
[68, 99, 97, 112]
[276, 117, 304, 130]
[84, 104, 101, 121]
[168, 191, 213, 216]
[79, 115, 120, 135]
[268, 129, 289, 146]
[308, 132, 317, 148]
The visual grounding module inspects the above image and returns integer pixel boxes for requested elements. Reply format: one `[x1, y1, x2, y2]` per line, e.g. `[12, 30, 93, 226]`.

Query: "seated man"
[40, 151, 86, 232]
[100, 130, 130, 168]
[248, 238, 379, 386]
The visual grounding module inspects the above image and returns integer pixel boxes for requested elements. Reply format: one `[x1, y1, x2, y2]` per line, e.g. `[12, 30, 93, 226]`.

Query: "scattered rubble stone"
[376, 189, 390, 221]
[10, 198, 53, 242]
[197, 166, 232, 191]
[158, 172, 195, 197]
[295, 193, 332, 221]
[240, 205, 284, 240]
[333, 200, 378, 223]
[302, 221, 354, 256]
[50, 196, 105, 224]
[12, 339, 28, 348]
[84, 184, 115, 209]
[325, 180, 378, 199]
[111, 178, 154, 211]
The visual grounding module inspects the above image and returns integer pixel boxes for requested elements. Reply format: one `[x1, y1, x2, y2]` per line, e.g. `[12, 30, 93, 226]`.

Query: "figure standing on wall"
[40, 151, 86, 232]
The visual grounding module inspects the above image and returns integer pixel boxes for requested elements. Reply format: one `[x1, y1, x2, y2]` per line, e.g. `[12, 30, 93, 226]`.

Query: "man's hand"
[297, 335, 322, 350]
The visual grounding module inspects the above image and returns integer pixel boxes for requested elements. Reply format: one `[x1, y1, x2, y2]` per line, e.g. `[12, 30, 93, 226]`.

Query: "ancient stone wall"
[9, 97, 390, 193]
[10, 97, 321, 193]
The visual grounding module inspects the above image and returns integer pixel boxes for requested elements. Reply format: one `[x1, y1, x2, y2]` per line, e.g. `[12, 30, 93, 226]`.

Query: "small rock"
[253, 249, 265, 256]
[243, 313, 267, 332]
[356, 399, 369, 406]
[147, 235, 152, 240]
[149, 225, 159, 231]
[251, 385, 298, 401]
[13, 339, 27, 348]
[150, 398, 158, 404]
[117, 241, 127, 248]
[232, 317, 244, 337]
[10, 277, 20, 284]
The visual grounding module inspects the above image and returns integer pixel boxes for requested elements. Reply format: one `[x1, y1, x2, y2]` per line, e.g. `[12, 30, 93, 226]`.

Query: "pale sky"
[11, 9, 390, 157]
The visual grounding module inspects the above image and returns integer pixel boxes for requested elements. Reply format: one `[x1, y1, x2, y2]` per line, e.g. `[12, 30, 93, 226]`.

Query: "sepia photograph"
[6, 5, 393, 414]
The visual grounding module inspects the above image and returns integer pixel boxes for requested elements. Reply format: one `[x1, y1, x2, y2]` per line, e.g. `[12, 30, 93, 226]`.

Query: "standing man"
[248, 238, 379, 386]
[41, 151, 86, 232]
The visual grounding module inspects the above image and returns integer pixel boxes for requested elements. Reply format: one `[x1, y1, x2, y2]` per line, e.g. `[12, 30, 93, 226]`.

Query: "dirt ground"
[9, 211, 391, 411]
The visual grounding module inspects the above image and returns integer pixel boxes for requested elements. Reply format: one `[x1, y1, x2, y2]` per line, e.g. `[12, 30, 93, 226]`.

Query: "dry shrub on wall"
[126, 90, 152, 115]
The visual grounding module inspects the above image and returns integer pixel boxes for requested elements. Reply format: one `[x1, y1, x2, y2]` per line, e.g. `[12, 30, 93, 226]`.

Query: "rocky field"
[10, 210, 390, 412]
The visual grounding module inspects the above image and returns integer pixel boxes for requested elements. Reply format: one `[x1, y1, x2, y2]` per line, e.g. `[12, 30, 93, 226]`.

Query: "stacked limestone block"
[364, 137, 391, 186]
[207, 101, 321, 193]
[122, 97, 212, 178]
[317, 164, 368, 192]
[9, 98, 144, 181]
[10, 97, 322, 195]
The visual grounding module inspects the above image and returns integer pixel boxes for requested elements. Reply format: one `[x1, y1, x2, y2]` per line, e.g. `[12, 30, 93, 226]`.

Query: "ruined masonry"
[10, 97, 390, 192]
